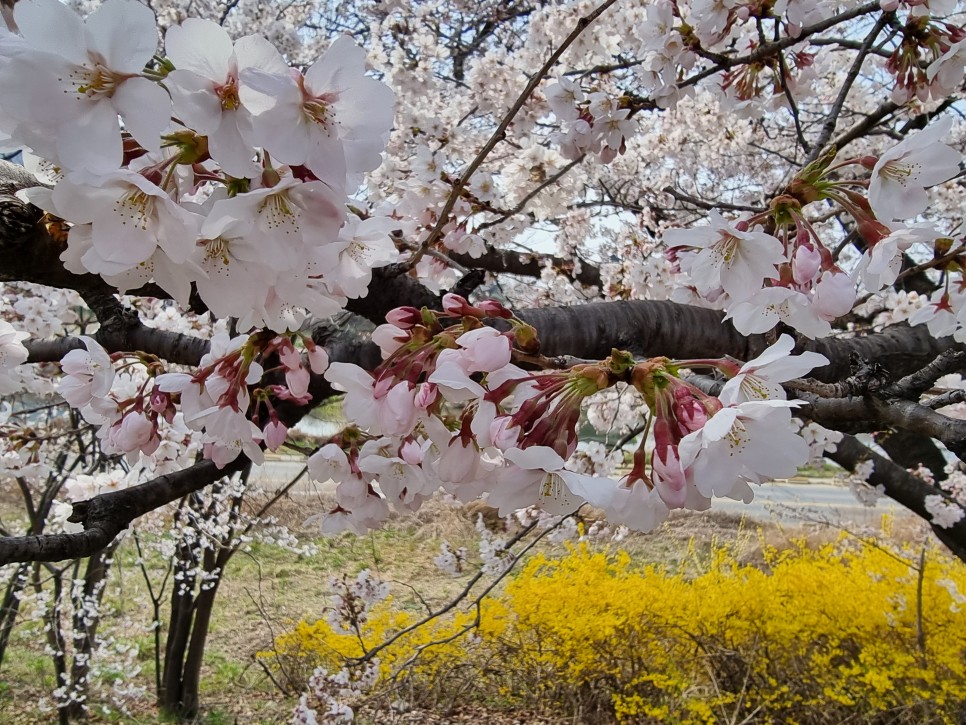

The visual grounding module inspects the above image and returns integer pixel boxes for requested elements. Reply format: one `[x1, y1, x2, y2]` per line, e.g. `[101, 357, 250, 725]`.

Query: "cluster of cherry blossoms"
[1, 0, 963, 544]
[0, 0, 396, 330]
[55, 329, 328, 470]
[627, 0, 964, 112]
[664, 118, 964, 339]
[545, 76, 636, 162]
[290, 294, 830, 534]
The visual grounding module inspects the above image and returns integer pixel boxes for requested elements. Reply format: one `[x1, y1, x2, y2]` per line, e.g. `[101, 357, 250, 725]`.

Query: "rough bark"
[0, 458, 247, 565]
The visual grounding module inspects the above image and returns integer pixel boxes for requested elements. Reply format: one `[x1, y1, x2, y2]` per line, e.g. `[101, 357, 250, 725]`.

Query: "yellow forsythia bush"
[266, 536, 966, 724]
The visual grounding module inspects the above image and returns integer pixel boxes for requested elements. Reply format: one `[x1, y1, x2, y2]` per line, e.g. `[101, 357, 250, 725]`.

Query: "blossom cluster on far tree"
[1, 0, 966, 584]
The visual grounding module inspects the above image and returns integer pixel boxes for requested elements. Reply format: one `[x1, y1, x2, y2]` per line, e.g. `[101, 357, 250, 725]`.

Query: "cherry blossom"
[165, 20, 289, 178]
[719, 334, 829, 405]
[488, 446, 615, 517]
[0, 320, 28, 393]
[726, 286, 833, 339]
[664, 211, 785, 301]
[58, 336, 117, 423]
[43, 170, 201, 272]
[679, 400, 808, 501]
[868, 117, 960, 222]
[854, 225, 940, 292]
[240, 35, 395, 191]
[0, 0, 170, 172]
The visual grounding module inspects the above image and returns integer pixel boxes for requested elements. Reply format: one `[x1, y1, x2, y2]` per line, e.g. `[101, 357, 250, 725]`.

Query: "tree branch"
[826, 434, 966, 563]
[0, 458, 248, 565]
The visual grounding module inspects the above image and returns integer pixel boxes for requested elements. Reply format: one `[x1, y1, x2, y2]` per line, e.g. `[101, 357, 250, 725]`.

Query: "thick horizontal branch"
[449, 247, 602, 288]
[804, 394, 966, 461]
[0, 457, 247, 565]
[25, 325, 211, 367]
[516, 301, 959, 383]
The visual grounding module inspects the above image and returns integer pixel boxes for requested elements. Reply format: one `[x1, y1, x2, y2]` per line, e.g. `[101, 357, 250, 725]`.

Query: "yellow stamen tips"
[69, 63, 123, 99]
[203, 237, 231, 266]
[346, 240, 366, 261]
[712, 233, 739, 266]
[880, 160, 916, 184]
[303, 99, 333, 131]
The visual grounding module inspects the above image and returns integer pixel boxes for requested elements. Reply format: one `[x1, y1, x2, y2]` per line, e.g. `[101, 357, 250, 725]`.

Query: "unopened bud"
[166, 130, 210, 165]
[441, 293, 473, 316]
[386, 306, 421, 329]
[478, 299, 513, 319]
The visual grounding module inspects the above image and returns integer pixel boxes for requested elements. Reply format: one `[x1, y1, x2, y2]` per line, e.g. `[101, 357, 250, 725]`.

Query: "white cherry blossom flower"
[924, 495, 965, 529]
[0, 0, 170, 172]
[679, 400, 807, 501]
[869, 117, 961, 222]
[0, 321, 29, 394]
[488, 446, 615, 516]
[202, 174, 345, 271]
[59, 336, 117, 424]
[602, 479, 672, 532]
[664, 211, 785, 301]
[241, 35, 394, 190]
[165, 21, 289, 178]
[854, 225, 940, 292]
[719, 334, 829, 404]
[726, 286, 832, 339]
[48, 170, 200, 271]
[311, 215, 398, 299]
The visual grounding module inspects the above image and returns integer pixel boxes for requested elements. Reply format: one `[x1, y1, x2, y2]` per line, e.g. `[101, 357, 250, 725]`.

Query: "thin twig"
[406, 0, 619, 268]
[805, 12, 889, 164]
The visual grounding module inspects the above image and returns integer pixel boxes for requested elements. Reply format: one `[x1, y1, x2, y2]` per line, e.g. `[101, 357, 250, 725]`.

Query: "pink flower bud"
[113, 413, 157, 454]
[278, 341, 301, 371]
[385, 306, 422, 329]
[441, 293, 474, 316]
[477, 300, 513, 319]
[414, 382, 438, 409]
[307, 346, 329, 374]
[398, 439, 423, 466]
[263, 420, 288, 451]
[792, 244, 822, 287]
[285, 366, 311, 398]
[812, 271, 855, 322]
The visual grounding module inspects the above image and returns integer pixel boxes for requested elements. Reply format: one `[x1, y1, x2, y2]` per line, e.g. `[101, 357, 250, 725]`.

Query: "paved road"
[710, 480, 909, 524]
[250, 460, 909, 524]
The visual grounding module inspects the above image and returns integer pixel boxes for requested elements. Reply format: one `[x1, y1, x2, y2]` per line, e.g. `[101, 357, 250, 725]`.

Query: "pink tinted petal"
[307, 346, 329, 374]
[263, 420, 288, 451]
[286, 367, 310, 397]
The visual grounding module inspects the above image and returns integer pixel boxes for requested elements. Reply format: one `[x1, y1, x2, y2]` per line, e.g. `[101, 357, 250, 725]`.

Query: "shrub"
[267, 534, 966, 723]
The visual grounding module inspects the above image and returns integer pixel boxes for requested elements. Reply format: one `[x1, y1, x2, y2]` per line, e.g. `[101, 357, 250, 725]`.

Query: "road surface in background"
[250, 460, 910, 525]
